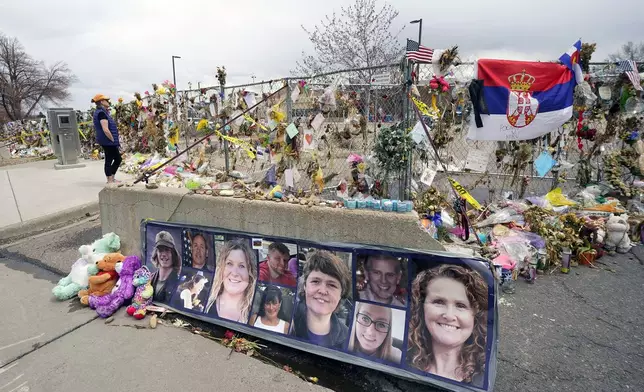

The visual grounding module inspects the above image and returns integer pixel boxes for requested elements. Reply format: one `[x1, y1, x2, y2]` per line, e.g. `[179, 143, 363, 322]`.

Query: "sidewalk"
[0, 159, 133, 229]
[0, 255, 325, 392]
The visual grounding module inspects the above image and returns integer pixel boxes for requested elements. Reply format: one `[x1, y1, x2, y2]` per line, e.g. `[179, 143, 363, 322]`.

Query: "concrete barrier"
[99, 186, 444, 257]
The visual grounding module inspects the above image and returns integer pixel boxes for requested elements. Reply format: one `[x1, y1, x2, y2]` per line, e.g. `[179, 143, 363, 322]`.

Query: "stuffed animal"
[605, 213, 632, 254]
[78, 253, 125, 305]
[126, 266, 154, 320]
[78, 232, 121, 265]
[51, 234, 119, 301]
[52, 258, 98, 300]
[88, 256, 141, 318]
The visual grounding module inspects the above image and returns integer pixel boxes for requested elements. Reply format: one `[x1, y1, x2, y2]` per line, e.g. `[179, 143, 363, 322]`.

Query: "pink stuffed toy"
[88, 256, 141, 318]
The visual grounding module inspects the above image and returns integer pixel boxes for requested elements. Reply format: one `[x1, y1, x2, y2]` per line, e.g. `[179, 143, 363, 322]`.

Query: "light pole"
[172, 55, 181, 92]
[410, 19, 422, 46]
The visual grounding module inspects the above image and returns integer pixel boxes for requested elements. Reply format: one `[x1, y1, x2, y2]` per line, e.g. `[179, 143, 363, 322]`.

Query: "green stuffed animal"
[51, 233, 120, 301]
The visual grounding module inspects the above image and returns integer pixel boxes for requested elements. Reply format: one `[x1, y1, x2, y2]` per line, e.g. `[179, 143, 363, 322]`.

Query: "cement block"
[99, 186, 444, 257]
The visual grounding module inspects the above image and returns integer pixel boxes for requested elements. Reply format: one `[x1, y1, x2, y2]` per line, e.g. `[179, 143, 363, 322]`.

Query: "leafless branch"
[293, 0, 405, 83]
[0, 33, 75, 123]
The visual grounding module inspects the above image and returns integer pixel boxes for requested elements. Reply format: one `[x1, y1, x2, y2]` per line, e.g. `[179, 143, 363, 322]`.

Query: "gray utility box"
[48, 108, 82, 166]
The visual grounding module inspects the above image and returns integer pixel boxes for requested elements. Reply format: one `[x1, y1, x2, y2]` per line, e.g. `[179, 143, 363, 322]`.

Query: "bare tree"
[293, 0, 404, 82]
[607, 41, 644, 63]
[0, 33, 75, 122]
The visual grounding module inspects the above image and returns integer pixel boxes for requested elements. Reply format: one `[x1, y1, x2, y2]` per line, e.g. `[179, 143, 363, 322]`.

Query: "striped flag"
[406, 39, 434, 63]
[617, 60, 643, 91]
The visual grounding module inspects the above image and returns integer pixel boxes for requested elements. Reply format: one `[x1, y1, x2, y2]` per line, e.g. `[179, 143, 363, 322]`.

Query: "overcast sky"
[1, 0, 642, 110]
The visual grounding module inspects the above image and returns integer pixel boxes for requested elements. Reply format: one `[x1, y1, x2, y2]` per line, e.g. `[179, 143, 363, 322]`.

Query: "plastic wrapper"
[475, 207, 524, 228]
[627, 200, 644, 215]
[318, 80, 338, 113]
[545, 188, 577, 207]
[574, 81, 597, 108]
[510, 230, 546, 249]
[526, 196, 552, 209]
[441, 208, 455, 229]
[494, 236, 535, 270]
[575, 189, 599, 207]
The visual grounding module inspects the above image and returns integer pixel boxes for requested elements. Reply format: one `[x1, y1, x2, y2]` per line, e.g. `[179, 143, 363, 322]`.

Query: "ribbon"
[215, 130, 256, 159]
[410, 96, 431, 117]
[447, 177, 483, 211]
[243, 113, 268, 131]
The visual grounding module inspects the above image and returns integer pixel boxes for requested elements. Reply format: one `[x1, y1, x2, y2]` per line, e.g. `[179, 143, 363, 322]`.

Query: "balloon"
[624, 96, 644, 114]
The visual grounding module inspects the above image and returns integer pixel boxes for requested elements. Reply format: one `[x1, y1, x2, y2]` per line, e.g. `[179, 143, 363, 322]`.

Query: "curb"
[0, 202, 99, 244]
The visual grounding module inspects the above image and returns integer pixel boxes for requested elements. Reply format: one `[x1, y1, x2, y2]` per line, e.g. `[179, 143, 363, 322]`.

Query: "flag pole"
[409, 95, 483, 246]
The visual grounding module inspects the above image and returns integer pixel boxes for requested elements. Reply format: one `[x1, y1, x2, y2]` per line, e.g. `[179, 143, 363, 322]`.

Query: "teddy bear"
[605, 213, 633, 254]
[51, 233, 121, 301]
[88, 256, 141, 318]
[126, 266, 154, 320]
[78, 253, 125, 305]
[78, 232, 120, 266]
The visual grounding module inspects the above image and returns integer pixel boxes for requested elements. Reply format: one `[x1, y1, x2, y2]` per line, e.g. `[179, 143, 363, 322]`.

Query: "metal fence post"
[364, 86, 371, 153]
[403, 60, 413, 200]
[286, 80, 293, 123]
[220, 84, 230, 174]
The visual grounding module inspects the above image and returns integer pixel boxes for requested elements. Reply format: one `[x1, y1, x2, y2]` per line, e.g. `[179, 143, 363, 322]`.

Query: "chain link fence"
[174, 61, 624, 202]
[410, 61, 620, 203]
[178, 64, 407, 196]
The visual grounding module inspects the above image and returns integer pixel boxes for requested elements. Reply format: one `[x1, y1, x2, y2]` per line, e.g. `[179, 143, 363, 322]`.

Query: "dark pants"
[102, 145, 122, 177]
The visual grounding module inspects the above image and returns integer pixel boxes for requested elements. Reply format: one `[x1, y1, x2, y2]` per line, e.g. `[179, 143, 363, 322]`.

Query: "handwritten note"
[290, 85, 300, 103]
[286, 123, 299, 138]
[285, 169, 294, 188]
[311, 113, 325, 132]
[464, 149, 490, 172]
[244, 93, 256, 108]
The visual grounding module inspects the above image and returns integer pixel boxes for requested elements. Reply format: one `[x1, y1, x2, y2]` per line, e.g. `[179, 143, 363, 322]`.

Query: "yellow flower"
[197, 119, 208, 131]
[357, 162, 366, 173]
[156, 87, 167, 95]
[136, 100, 142, 108]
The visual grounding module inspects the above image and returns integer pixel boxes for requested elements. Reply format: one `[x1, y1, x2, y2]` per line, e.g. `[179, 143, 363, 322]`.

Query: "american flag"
[617, 60, 643, 91]
[406, 39, 434, 63]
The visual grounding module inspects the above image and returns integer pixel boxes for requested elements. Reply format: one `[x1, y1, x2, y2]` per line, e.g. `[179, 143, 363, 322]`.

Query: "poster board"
[142, 220, 498, 392]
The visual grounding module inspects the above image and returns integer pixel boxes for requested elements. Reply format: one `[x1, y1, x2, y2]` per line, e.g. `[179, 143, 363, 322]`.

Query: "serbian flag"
[467, 59, 574, 141]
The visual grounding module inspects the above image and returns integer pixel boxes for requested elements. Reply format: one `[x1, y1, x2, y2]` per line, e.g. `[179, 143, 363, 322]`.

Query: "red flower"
[224, 330, 235, 340]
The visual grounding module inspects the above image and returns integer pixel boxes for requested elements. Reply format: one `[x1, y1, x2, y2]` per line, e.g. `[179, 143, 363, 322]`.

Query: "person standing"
[92, 94, 121, 183]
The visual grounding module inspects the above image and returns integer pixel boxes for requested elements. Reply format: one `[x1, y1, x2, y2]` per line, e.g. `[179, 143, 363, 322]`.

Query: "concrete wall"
[99, 186, 444, 257]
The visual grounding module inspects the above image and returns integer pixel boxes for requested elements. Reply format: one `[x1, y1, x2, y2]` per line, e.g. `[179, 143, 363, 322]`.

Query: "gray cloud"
[1, 0, 642, 109]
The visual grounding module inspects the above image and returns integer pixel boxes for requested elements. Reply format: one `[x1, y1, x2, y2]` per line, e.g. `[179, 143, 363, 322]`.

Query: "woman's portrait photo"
[356, 253, 408, 307]
[290, 249, 353, 350]
[348, 302, 405, 364]
[248, 284, 295, 334]
[204, 239, 257, 323]
[147, 228, 182, 303]
[406, 263, 489, 386]
[172, 269, 212, 312]
[182, 230, 215, 272]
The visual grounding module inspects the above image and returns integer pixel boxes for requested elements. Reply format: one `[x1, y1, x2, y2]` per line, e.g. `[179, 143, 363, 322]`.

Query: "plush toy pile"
[52, 233, 156, 320]
[52, 233, 121, 300]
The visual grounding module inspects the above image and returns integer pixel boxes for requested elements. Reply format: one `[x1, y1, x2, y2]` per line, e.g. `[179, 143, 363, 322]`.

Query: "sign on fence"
[142, 220, 498, 391]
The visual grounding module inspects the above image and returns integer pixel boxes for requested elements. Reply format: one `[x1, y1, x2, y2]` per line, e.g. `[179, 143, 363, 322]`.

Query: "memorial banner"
[142, 220, 498, 392]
